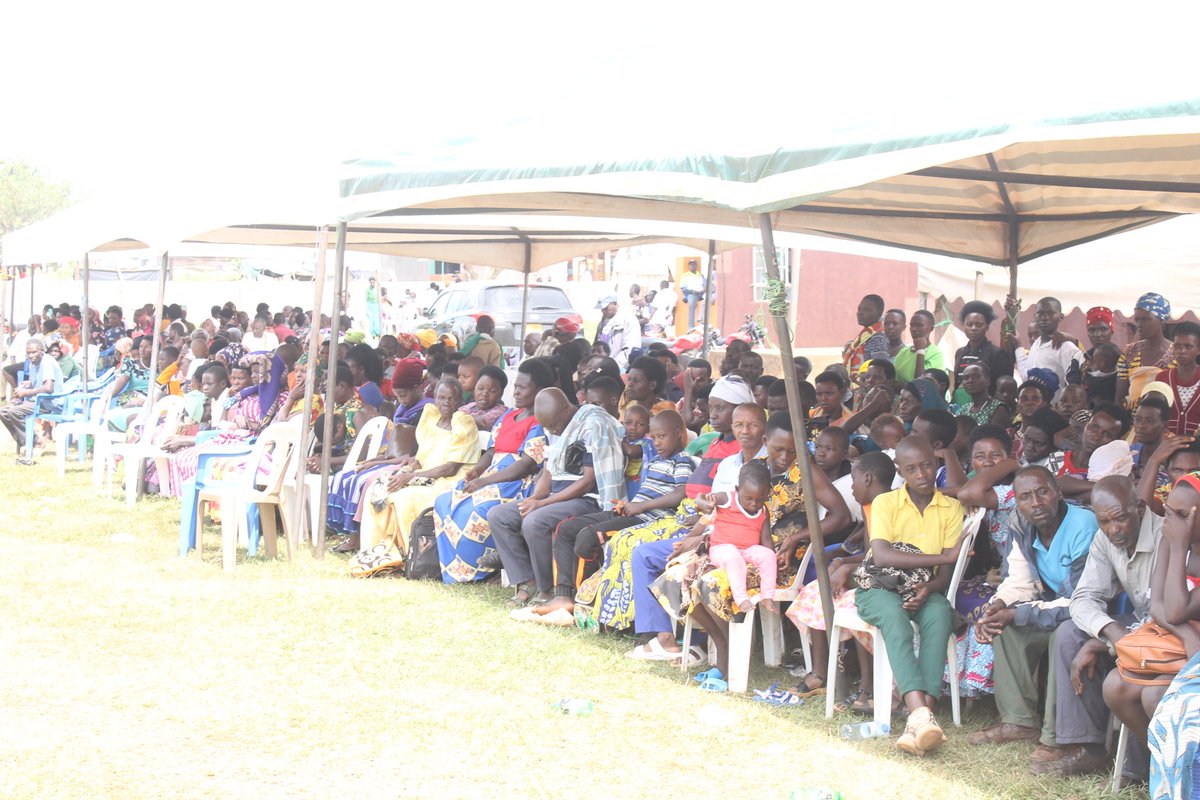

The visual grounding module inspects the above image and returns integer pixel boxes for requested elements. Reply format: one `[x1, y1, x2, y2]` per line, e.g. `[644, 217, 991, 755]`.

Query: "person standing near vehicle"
[595, 295, 642, 371]
[651, 278, 678, 332]
[680, 259, 707, 330]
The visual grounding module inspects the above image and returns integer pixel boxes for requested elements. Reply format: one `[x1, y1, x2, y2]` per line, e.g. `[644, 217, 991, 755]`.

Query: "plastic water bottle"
[551, 698, 594, 716]
[840, 721, 890, 740]
[789, 789, 845, 800]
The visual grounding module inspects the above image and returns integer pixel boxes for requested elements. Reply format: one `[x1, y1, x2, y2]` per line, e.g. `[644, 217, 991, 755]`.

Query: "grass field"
[0, 453, 1146, 800]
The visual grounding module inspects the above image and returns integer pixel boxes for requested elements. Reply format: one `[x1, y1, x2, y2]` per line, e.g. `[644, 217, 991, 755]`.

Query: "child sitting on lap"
[699, 459, 777, 614]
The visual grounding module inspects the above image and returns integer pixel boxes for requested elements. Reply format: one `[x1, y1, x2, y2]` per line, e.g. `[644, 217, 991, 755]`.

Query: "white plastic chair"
[824, 507, 985, 729]
[194, 420, 302, 572]
[107, 396, 186, 506]
[53, 382, 117, 476]
[679, 545, 813, 693]
[291, 414, 390, 546]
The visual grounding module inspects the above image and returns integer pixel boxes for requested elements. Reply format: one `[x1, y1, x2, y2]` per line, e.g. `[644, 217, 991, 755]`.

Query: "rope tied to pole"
[764, 276, 789, 318]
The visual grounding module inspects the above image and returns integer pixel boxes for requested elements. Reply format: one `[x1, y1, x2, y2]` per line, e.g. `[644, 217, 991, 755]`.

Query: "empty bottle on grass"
[788, 788, 845, 800]
[551, 699, 594, 716]
[840, 721, 890, 740]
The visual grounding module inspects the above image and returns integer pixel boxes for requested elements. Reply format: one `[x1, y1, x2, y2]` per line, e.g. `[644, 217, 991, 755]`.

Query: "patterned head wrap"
[1135, 292, 1171, 321]
[395, 333, 420, 353]
[1085, 306, 1114, 330]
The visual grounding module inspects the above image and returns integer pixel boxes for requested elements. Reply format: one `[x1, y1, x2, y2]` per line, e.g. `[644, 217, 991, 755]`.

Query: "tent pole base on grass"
[290, 226, 330, 555]
[757, 213, 836, 630]
[81, 253, 90, 393]
[315, 221, 348, 560]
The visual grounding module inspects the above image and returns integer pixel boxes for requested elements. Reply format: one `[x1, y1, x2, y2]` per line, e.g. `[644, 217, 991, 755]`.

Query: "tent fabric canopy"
[340, 99, 1200, 267]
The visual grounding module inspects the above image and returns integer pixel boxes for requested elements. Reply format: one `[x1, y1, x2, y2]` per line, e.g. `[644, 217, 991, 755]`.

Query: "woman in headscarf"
[391, 358, 430, 426]
[350, 377, 483, 567]
[1083, 306, 1115, 370]
[896, 376, 948, 431]
[952, 300, 1014, 406]
[1117, 292, 1175, 408]
[432, 359, 554, 583]
[214, 327, 246, 368]
[586, 375, 753, 631]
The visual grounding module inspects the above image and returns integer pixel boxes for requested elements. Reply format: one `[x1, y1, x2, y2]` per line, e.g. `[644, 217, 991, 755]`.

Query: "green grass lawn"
[0, 452, 1146, 800]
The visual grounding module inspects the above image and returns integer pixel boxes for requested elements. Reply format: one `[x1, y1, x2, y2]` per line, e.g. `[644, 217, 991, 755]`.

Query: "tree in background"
[0, 159, 72, 237]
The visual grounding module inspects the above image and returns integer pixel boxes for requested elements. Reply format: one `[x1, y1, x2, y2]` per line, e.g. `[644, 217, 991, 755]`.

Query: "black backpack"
[403, 508, 441, 581]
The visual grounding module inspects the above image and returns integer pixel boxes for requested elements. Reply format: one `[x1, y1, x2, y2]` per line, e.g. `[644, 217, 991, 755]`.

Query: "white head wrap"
[709, 374, 755, 406]
[1087, 440, 1134, 481]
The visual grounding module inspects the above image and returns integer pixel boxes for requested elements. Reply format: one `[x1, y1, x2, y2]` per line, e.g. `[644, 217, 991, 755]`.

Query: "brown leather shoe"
[967, 722, 1041, 745]
[1030, 744, 1062, 762]
[1028, 745, 1110, 776]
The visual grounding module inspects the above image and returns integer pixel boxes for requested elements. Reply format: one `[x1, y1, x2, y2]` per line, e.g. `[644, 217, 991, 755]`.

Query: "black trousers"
[551, 511, 643, 595]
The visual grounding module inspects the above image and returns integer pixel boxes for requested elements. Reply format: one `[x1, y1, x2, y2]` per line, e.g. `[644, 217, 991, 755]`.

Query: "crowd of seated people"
[7, 288, 1200, 794]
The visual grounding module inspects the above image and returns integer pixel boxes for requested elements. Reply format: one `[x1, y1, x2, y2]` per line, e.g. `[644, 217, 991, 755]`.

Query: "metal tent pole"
[701, 240, 715, 357]
[146, 252, 168, 414]
[518, 238, 531, 346]
[81, 253, 90, 392]
[757, 213, 835, 630]
[291, 226, 330, 552]
[0, 268, 8, 363]
[29, 265, 35, 322]
[315, 221, 347, 560]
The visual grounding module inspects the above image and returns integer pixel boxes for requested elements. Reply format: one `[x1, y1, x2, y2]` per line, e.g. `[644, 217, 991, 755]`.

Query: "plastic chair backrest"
[142, 396, 187, 447]
[243, 419, 301, 496]
[86, 383, 118, 424]
[342, 415, 389, 471]
[947, 507, 986, 604]
[86, 344, 99, 378]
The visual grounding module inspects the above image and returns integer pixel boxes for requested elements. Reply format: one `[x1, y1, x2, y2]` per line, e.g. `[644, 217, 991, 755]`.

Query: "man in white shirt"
[243, 316, 279, 353]
[1020, 297, 1083, 399]
[650, 279, 678, 331]
[595, 295, 642, 371]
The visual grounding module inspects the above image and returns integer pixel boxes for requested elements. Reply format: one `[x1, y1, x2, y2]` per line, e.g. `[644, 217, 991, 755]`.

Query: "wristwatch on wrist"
[915, 348, 927, 356]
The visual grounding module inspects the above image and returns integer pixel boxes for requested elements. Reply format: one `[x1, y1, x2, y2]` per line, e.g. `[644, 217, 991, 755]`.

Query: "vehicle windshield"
[482, 286, 571, 312]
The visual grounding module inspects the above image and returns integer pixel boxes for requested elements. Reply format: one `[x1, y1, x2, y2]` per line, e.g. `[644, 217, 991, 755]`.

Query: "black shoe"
[477, 552, 503, 572]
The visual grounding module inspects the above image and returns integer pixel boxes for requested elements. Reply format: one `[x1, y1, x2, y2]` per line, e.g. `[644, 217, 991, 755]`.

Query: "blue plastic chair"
[178, 442, 258, 557]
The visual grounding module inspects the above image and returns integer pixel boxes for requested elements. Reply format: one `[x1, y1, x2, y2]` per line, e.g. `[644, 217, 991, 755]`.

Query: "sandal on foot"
[672, 644, 708, 669]
[626, 638, 680, 661]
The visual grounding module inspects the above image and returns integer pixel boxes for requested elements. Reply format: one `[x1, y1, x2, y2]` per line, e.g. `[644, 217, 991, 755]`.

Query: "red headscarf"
[1085, 306, 1114, 330]
[391, 357, 426, 390]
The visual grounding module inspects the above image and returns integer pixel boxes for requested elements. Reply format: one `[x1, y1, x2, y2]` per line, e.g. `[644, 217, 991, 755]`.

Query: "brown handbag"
[1115, 622, 1189, 686]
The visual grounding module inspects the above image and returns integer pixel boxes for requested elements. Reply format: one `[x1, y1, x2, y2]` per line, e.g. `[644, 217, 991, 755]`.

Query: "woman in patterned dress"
[433, 359, 553, 583]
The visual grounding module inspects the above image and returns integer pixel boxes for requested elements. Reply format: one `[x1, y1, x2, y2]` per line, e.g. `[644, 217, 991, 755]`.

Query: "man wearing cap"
[595, 295, 642, 371]
[532, 317, 580, 359]
[679, 260, 706, 330]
